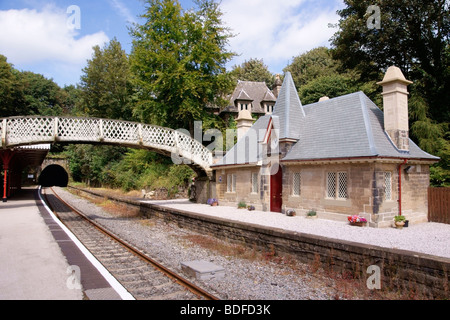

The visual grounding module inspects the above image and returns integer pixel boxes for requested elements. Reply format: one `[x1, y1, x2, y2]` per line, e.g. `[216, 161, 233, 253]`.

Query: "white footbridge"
[1, 116, 213, 174]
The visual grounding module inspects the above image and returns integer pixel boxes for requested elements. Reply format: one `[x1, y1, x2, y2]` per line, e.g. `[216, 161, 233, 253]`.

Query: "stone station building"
[211, 67, 440, 228]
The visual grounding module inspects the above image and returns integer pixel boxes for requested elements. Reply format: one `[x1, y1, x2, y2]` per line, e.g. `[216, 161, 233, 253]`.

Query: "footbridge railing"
[1, 116, 213, 173]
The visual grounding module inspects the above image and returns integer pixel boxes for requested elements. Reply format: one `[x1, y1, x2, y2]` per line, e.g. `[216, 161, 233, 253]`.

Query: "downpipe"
[398, 159, 408, 216]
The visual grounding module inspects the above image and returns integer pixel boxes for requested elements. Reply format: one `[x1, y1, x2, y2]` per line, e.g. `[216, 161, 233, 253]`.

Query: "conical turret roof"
[272, 72, 305, 140]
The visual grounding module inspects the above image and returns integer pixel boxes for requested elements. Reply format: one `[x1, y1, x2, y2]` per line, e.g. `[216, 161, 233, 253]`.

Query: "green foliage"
[284, 47, 341, 88]
[299, 74, 353, 105]
[64, 145, 127, 187]
[0, 54, 67, 117]
[60, 85, 83, 116]
[331, 0, 449, 121]
[80, 38, 134, 120]
[285, 47, 381, 106]
[230, 58, 275, 87]
[307, 210, 317, 217]
[0, 55, 27, 116]
[238, 201, 247, 208]
[64, 146, 195, 194]
[129, 0, 235, 132]
[20, 71, 64, 116]
[331, 0, 450, 186]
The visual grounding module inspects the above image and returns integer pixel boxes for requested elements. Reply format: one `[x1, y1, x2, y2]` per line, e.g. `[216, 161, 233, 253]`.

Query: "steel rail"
[42, 187, 219, 301]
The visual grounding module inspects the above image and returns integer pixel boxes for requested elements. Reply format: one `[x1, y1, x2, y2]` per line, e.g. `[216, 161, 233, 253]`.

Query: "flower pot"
[395, 221, 405, 229]
[211, 202, 218, 206]
[286, 210, 296, 216]
[306, 215, 318, 219]
[350, 221, 366, 227]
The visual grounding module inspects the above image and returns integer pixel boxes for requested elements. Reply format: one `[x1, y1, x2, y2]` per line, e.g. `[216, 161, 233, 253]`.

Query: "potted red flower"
[348, 215, 367, 227]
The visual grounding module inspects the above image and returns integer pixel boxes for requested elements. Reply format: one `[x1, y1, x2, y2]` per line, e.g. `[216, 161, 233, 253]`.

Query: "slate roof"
[221, 81, 276, 114]
[272, 72, 305, 140]
[212, 73, 439, 168]
[282, 91, 439, 162]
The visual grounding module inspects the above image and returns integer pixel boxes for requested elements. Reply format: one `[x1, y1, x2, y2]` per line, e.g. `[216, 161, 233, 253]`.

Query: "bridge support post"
[1, 150, 14, 203]
[192, 171, 215, 204]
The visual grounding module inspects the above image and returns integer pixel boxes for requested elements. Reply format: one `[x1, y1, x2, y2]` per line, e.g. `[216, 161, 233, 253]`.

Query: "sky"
[0, 0, 345, 88]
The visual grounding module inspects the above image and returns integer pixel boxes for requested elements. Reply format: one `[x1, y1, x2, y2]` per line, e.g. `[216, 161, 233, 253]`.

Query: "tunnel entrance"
[38, 164, 69, 187]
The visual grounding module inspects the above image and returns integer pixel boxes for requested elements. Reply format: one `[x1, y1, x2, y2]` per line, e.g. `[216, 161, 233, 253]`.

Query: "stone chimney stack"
[236, 110, 254, 141]
[377, 66, 413, 151]
[272, 74, 282, 98]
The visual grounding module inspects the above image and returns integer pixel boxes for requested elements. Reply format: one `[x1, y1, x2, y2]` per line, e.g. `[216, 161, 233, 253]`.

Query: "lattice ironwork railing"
[1, 116, 212, 172]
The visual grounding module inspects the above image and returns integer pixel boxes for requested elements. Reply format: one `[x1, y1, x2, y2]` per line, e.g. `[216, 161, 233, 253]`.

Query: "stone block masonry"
[69, 186, 450, 299]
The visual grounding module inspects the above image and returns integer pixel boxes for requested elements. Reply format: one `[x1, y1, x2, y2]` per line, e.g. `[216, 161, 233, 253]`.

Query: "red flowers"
[348, 215, 367, 223]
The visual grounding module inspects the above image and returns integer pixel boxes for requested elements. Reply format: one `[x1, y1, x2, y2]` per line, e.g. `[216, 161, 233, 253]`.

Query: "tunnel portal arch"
[38, 164, 69, 187]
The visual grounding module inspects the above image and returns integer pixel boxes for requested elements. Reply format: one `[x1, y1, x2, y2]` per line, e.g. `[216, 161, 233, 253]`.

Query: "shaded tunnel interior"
[38, 164, 69, 187]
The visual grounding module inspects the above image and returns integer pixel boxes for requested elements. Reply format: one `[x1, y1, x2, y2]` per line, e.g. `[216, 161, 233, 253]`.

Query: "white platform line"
[38, 186, 135, 300]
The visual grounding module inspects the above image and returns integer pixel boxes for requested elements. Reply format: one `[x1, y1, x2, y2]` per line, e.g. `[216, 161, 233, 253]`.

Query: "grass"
[68, 186, 140, 218]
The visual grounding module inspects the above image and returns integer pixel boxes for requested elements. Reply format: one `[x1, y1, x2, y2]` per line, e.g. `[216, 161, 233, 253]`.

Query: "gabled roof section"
[272, 72, 305, 140]
[262, 89, 277, 102]
[222, 81, 277, 114]
[236, 88, 252, 101]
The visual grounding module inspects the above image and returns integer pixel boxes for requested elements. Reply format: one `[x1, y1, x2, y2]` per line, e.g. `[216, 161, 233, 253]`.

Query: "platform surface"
[0, 188, 128, 300]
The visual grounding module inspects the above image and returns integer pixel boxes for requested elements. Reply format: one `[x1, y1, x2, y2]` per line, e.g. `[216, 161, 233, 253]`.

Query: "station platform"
[0, 187, 133, 300]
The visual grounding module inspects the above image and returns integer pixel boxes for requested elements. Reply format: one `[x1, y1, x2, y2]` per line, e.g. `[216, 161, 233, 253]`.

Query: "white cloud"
[221, 0, 342, 72]
[109, 0, 137, 24]
[0, 6, 109, 67]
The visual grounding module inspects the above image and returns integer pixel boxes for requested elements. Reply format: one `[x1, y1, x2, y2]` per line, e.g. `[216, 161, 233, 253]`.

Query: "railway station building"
[211, 67, 440, 228]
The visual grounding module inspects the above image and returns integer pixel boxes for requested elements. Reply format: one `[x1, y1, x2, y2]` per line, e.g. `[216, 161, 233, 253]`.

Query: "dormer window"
[265, 103, 274, 114]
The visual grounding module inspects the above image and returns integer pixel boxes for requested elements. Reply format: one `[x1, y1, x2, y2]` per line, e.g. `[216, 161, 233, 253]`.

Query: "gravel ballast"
[53, 187, 450, 300]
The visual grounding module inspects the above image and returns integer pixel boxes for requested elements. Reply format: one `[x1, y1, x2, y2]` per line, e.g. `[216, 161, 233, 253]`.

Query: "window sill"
[321, 198, 352, 207]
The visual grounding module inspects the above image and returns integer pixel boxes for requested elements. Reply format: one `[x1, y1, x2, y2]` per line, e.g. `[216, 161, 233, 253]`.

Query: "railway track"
[41, 187, 219, 301]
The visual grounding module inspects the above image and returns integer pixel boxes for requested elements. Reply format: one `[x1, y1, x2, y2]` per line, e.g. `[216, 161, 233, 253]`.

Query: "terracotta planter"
[211, 202, 218, 206]
[349, 221, 367, 227]
[395, 221, 405, 229]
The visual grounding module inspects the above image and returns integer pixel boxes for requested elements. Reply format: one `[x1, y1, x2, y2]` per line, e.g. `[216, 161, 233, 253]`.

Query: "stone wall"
[215, 167, 266, 210]
[69, 185, 449, 299]
[215, 161, 431, 228]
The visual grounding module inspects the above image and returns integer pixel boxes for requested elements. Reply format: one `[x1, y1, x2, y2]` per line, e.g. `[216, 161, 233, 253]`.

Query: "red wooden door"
[270, 166, 283, 212]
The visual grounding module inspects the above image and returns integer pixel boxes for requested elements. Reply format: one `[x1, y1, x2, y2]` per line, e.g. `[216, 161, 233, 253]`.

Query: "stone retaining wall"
[69, 186, 449, 299]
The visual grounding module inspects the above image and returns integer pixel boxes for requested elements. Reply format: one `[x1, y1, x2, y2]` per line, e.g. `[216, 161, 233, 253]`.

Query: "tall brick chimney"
[377, 66, 413, 151]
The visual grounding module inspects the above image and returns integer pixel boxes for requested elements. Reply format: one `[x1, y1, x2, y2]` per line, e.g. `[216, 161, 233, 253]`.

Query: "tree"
[284, 47, 380, 105]
[129, 0, 235, 133]
[230, 58, 275, 87]
[0, 55, 27, 116]
[80, 38, 134, 120]
[20, 71, 64, 116]
[331, 0, 450, 186]
[331, 0, 449, 121]
[284, 47, 341, 88]
[60, 85, 83, 116]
